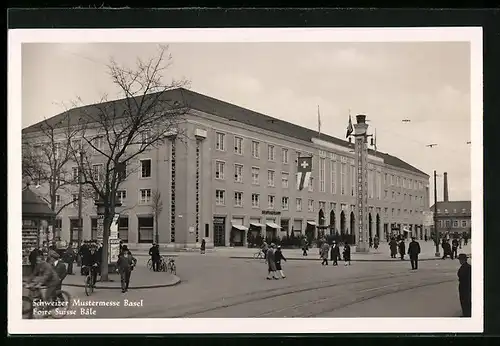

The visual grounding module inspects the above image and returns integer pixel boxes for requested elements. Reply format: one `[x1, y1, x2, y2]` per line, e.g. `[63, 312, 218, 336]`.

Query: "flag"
[374, 128, 377, 151]
[346, 115, 354, 138]
[296, 156, 313, 191]
[317, 105, 321, 137]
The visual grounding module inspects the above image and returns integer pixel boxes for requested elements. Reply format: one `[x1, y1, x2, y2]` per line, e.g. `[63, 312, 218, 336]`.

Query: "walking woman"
[200, 238, 206, 254]
[343, 243, 351, 266]
[274, 245, 287, 279]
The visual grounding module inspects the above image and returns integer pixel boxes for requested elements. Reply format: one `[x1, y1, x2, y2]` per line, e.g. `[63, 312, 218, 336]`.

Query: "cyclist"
[261, 242, 269, 260]
[83, 244, 100, 287]
[27, 251, 60, 301]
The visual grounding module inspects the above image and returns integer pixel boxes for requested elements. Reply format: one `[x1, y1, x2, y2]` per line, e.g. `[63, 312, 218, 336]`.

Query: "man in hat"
[116, 245, 137, 293]
[330, 240, 340, 266]
[48, 250, 67, 293]
[28, 252, 60, 301]
[457, 253, 471, 317]
[149, 243, 161, 272]
[407, 236, 421, 270]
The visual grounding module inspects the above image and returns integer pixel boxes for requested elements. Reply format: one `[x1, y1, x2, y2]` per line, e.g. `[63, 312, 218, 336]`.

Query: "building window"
[215, 190, 225, 206]
[445, 220, 451, 228]
[319, 201, 326, 211]
[368, 170, 374, 199]
[140, 159, 152, 178]
[251, 193, 260, 208]
[444, 209, 449, 214]
[117, 190, 127, 205]
[384, 173, 387, 184]
[330, 160, 336, 194]
[267, 170, 275, 187]
[92, 164, 104, 182]
[234, 192, 243, 207]
[391, 208, 395, 216]
[118, 217, 129, 242]
[403, 178, 406, 188]
[55, 194, 61, 207]
[117, 161, 127, 181]
[267, 195, 275, 209]
[384, 190, 388, 199]
[216, 132, 225, 151]
[461, 220, 467, 227]
[462, 208, 467, 213]
[282, 148, 289, 164]
[251, 167, 260, 185]
[282, 172, 289, 188]
[319, 158, 326, 192]
[72, 166, 79, 182]
[72, 194, 78, 208]
[404, 193, 407, 201]
[234, 136, 243, 155]
[453, 209, 457, 213]
[340, 163, 346, 195]
[308, 199, 314, 212]
[138, 216, 154, 243]
[140, 130, 151, 144]
[453, 220, 459, 228]
[296, 198, 302, 212]
[384, 207, 388, 214]
[307, 176, 314, 192]
[69, 219, 83, 244]
[391, 174, 395, 185]
[234, 164, 243, 183]
[351, 166, 356, 197]
[437, 209, 441, 213]
[397, 209, 401, 215]
[139, 189, 152, 204]
[251, 141, 260, 158]
[215, 161, 225, 180]
[92, 136, 104, 152]
[282, 197, 289, 210]
[91, 218, 98, 240]
[376, 172, 382, 199]
[267, 144, 275, 161]
[396, 176, 400, 186]
[330, 202, 335, 211]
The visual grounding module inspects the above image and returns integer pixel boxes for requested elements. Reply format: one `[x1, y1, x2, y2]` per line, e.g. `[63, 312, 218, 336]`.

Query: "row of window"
[56, 188, 150, 208]
[215, 133, 427, 192]
[215, 189, 425, 217]
[438, 219, 470, 228]
[436, 208, 470, 214]
[70, 159, 151, 184]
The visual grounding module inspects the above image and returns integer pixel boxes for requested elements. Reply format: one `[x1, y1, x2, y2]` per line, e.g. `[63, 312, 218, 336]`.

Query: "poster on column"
[108, 214, 120, 263]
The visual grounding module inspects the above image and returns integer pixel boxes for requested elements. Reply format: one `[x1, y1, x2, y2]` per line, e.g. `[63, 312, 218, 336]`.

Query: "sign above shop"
[262, 210, 281, 215]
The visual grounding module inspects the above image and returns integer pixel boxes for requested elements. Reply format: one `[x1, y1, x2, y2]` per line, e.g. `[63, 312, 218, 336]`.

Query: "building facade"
[430, 201, 472, 237]
[22, 88, 430, 248]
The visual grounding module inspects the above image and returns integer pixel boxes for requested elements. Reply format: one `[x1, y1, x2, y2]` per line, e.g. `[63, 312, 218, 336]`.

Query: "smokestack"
[443, 172, 449, 202]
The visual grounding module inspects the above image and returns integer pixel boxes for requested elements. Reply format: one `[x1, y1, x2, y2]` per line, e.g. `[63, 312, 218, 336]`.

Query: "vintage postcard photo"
[8, 27, 483, 334]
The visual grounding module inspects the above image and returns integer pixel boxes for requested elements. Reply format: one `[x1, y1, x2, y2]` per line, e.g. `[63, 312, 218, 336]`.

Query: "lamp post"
[354, 114, 370, 253]
[77, 149, 84, 248]
[433, 170, 440, 257]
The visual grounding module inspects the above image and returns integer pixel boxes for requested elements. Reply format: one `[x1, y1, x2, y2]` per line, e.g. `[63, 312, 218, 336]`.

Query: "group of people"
[320, 240, 351, 266]
[260, 243, 287, 280]
[27, 249, 68, 301]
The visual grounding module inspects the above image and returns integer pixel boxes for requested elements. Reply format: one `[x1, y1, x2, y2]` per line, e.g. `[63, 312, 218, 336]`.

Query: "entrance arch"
[340, 211, 346, 235]
[376, 214, 381, 239]
[329, 210, 335, 236]
[350, 212, 356, 244]
[368, 213, 373, 239]
[318, 209, 325, 238]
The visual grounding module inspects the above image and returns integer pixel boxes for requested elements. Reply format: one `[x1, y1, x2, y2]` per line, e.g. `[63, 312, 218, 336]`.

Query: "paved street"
[54, 251, 465, 319]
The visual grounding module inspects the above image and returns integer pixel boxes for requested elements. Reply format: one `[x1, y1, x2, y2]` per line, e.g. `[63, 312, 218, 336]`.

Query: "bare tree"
[150, 190, 163, 244]
[22, 112, 93, 220]
[72, 45, 190, 280]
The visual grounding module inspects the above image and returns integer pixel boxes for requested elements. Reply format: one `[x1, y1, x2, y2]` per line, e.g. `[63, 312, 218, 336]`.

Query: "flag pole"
[317, 105, 321, 138]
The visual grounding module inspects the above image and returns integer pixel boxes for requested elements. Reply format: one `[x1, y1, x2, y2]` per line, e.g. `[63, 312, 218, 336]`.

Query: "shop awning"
[266, 222, 281, 229]
[250, 222, 265, 228]
[307, 221, 317, 226]
[232, 224, 248, 231]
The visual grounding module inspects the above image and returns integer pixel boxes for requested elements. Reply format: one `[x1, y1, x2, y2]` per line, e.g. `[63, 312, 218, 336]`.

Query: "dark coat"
[83, 251, 100, 266]
[149, 246, 160, 259]
[408, 241, 421, 258]
[274, 249, 286, 270]
[458, 262, 471, 295]
[53, 260, 68, 282]
[201, 239, 206, 250]
[398, 241, 406, 254]
[29, 248, 42, 265]
[117, 251, 137, 272]
[343, 245, 351, 261]
[330, 244, 340, 260]
[389, 240, 398, 254]
[63, 247, 76, 263]
[452, 239, 459, 248]
[30, 261, 60, 287]
[266, 248, 277, 271]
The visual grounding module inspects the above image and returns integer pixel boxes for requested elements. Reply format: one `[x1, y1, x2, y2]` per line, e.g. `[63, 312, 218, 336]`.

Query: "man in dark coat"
[29, 247, 42, 273]
[389, 238, 398, 258]
[398, 239, 406, 260]
[407, 237, 421, 270]
[266, 244, 278, 280]
[63, 243, 76, 275]
[442, 239, 452, 259]
[83, 244, 101, 287]
[149, 243, 161, 271]
[200, 238, 206, 254]
[330, 241, 340, 266]
[457, 254, 471, 317]
[343, 243, 351, 266]
[48, 250, 67, 293]
[274, 245, 287, 279]
[116, 245, 137, 293]
[451, 238, 459, 260]
[78, 241, 90, 275]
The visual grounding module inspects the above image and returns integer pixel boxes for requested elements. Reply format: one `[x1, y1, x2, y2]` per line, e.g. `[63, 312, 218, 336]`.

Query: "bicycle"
[253, 249, 265, 260]
[148, 257, 167, 272]
[83, 264, 99, 296]
[22, 281, 71, 319]
[166, 258, 176, 275]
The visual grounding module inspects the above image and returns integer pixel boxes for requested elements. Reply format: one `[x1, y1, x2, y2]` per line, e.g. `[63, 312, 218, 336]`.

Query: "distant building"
[22, 88, 430, 248]
[429, 172, 471, 237]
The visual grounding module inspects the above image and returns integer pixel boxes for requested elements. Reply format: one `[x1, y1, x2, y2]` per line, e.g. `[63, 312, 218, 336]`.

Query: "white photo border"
[8, 27, 483, 334]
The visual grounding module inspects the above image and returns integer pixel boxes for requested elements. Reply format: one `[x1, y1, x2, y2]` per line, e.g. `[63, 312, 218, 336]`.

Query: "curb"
[229, 255, 471, 262]
[64, 275, 181, 290]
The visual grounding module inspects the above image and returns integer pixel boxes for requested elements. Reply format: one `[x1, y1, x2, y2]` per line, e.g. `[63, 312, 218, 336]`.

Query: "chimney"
[443, 172, 449, 202]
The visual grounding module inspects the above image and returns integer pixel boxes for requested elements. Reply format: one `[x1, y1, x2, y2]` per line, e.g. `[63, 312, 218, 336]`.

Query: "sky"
[22, 41, 472, 202]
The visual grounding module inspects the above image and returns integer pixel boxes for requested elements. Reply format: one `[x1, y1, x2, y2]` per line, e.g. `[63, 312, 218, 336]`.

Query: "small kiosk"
[22, 186, 55, 276]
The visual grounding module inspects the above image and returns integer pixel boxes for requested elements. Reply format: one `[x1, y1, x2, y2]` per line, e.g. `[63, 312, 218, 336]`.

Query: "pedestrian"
[301, 239, 309, 256]
[369, 237, 373, 248]
[373, 236, 379, 250]
[200, 238, 206, 254]
[274, 245, 287, 279]
[457, 254, 471, 317]
[330, 241, 340, 266]
[48, 250, 68, 295]
[266, 243, 278, 280]
[29, 247, 42, 273]
[78, 241, 90, 276]
[442, 239, 452, 259]
[320, 242, 330, 266]
[119, 240, 124, 254]
[389, 238, 398, 259]
[116, 245, 137, 293]
[451, 238, 459, 260]
[63, 243, 76, 275]
[424, 234, 428, 242]
[343, 243, 351, 266]
[262, 242, 269, 260]
[407, 237, 421, 270]
[398, 239, 406, 260]
[149, 243, 160, 271]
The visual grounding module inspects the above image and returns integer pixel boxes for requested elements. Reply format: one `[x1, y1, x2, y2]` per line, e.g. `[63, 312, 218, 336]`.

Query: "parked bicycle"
[166, 258, 176, 275]
[22, 281, 71, 319]
[148, 256, 167, 271]
[253, 249, 265, 260]
[83, 264, 99, 296]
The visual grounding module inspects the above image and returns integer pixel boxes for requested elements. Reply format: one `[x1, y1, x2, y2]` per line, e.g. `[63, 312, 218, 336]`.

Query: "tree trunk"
[100, 211, 112, 281]
[155, 214, 159, 244]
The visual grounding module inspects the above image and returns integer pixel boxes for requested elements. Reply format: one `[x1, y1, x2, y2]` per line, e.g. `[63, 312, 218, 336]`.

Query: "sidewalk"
[63, 266, 180, 289]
